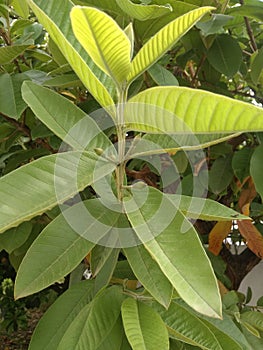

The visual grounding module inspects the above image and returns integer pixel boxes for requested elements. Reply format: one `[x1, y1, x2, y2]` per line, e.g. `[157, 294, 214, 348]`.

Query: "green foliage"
[1, 0, 263, 348]
[0, 278, 27, 332]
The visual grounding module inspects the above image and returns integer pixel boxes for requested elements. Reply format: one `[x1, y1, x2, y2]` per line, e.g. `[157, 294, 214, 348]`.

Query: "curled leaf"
[238, 220, 263, 259]
[209, 221, 232, 256]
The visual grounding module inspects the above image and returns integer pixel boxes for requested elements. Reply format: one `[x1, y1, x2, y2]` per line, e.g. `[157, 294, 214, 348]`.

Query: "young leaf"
[28, 280, 95, 350]
[22, 81, 112, 151]
[27, 0, 115, 110]
[0, 151, 116, 234]
[125, 86, 263, 133]
[128, 7, 214, 83]
[12, 0, 29, 18]
[121, 298, 169, 350]
[57, 286, 126, 350]
[123, 244, 173, 308]
[70, 6, 131, 85]
[124, 186, 222, 318]
[116, 0, 172, 21]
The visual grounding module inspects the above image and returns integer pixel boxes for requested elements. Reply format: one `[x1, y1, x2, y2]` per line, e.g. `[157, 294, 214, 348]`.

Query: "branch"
[239, 0, 257, 52]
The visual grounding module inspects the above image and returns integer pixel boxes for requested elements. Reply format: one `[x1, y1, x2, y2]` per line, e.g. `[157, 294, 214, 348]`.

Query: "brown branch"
[220, 244, 260, 290]
[0, 28, 11, 45]
[239, 0, 257, 52]
[244, 16, 257, 52]
[0, 112, 31, 137]
[192, 54, 207, 88]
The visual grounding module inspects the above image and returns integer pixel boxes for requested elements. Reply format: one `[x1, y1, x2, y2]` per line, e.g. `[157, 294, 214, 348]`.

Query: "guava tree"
[1, 0, 263, 349]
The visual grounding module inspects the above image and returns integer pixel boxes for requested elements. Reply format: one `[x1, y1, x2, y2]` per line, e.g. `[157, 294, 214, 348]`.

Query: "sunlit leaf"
[27, 0, 115, 110]
[71, 6, 131, 85]
[0, 151, 115, 233]
[126, 86, 263, 134]
[128, 7, 214, 83]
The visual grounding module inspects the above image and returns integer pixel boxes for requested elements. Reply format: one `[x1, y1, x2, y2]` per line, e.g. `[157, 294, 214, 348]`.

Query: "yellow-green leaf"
[128, 6, 214, 83]
[27, 0, 115, 111]
[125, 86, 263, 133]
[71, 6, 131, 85]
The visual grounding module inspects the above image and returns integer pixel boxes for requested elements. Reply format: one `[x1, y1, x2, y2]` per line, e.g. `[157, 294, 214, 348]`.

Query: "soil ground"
[0, 309, 43, 350]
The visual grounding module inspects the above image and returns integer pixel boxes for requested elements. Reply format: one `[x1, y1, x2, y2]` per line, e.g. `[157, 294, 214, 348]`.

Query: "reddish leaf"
[208, 221, 232, 255]
[238, 177, 257, 212]
[238, 220, 263, 259]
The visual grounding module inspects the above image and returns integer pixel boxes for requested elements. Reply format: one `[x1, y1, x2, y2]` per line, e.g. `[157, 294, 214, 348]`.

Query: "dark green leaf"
[251, 144, 263, 201]
[207, 34, 242, 77]
[232, 147, 253, 183]
[209, 155, 233, 194]
[148, 63, 179, 86]
[251, 47, 263, 85]
[0, 222, 32, 253]
[196, 14, 233, 36]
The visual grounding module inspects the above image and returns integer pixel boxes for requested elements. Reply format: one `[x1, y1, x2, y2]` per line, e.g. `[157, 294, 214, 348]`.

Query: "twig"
[239, 0, 257, 52]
